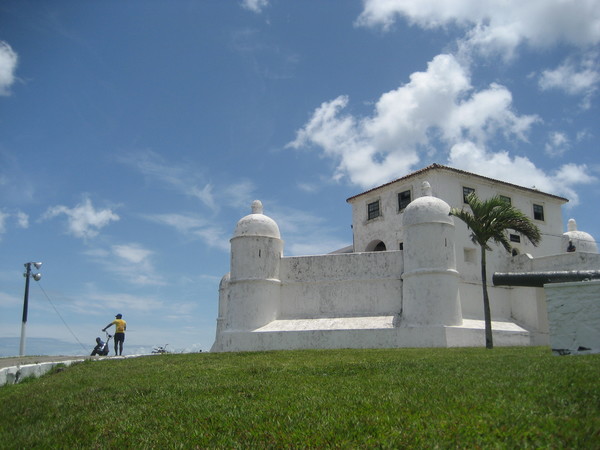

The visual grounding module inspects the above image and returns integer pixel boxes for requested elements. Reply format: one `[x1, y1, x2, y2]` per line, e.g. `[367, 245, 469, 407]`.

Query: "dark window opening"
[398, 190, 411, 211]
[533, 204, 544, 221]
[367, 201, 380, 220]
[463, 187, 475, 203]
[500, 195, 511, 204]
[509, 234, 521, 243]
[399, 242, 404, 250]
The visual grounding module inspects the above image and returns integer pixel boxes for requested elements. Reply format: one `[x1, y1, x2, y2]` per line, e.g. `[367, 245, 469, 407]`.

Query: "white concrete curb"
[0, 354, 148, 387]
[0, 359, 85, 386]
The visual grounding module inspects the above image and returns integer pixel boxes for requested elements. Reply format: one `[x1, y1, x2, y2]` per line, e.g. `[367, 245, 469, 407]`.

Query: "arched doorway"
[366, 240, 387, 252]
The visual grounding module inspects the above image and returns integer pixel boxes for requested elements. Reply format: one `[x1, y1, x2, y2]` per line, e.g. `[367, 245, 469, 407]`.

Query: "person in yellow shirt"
[102, 313, 127, 356]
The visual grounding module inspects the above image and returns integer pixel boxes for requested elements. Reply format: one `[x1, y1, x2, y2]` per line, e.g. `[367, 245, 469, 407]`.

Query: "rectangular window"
[463, 187, 475, 203]
[367, 200, 380, 220]
[499, 195, 512, 205]
[510, 234, 521, 243]
[398, 190, 411, 211]
[399, 242, 404, 250]
[533, 204, 544, 221]
[464, 248, 476, 263]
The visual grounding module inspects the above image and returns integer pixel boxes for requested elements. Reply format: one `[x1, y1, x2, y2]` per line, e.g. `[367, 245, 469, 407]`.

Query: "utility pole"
[19, 262, 42, 357]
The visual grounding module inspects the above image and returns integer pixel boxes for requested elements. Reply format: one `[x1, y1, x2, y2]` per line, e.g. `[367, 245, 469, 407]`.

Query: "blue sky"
[1, 0, 599, 356]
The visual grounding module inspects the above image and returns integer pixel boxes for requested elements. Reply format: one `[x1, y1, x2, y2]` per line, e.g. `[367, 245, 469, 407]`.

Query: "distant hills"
[0, 337, 86, 357]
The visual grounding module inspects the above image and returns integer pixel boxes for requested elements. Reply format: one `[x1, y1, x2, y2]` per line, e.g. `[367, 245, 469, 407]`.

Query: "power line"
[35, 282, 88, 353]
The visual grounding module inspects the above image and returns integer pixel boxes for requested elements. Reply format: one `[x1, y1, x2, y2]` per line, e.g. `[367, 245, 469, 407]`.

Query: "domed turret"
[227, 200, 283, 331]
[402, 182, 453, 228]
[210, 272, 231, 352]
[401, 181, 462, 326]
[562, 219, 598, 253]
[234, 200, 280, 239]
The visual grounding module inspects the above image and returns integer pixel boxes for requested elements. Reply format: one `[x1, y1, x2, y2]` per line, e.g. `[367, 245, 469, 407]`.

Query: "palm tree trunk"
[480, 246, 493, 349]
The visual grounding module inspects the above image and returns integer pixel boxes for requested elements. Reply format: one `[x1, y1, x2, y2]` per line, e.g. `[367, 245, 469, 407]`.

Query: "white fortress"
[211, 164, 599, 352]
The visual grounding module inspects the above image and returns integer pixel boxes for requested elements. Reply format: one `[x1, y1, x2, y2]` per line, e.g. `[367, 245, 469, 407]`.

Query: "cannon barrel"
[493, 270, 600, 288]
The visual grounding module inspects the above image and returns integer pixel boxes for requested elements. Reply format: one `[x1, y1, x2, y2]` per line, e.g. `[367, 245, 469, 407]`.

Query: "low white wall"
[545, 280, 600, 355]
[0, 355, 149, 386]
[279, 251, 403, 318]
[459, 282, 513, 319]
[0, 359, 84, 387]
[512, 252, 600, 272]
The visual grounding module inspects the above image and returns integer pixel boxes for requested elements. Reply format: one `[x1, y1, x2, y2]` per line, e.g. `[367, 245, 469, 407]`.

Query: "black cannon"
[493, 270, 600, 288]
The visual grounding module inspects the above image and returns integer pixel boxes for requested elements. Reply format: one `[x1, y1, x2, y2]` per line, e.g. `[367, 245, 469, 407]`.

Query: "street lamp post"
[19, 262, 42, 357]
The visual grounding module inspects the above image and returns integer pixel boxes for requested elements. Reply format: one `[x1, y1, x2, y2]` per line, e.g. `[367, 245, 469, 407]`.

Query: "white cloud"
[73, 290, 164, 315]
[0, 291, 20, 307]
[443, 83, 539, 143]
[192, 227, 230, 252]
[356, 0, 600, 59]
[110, 243, 163, 286]
[297, 182, 319, 193]
[0, 209, 29, 240]
[143, 213, 230, 252]
[0, 41, 18, 96]
[84, 242, 165, 286]
[290, 51, 596, 206]
[288, 94, 393, 187]
[0, 211, 7, 236]
[16, 211, 29, 228]
[448, 141, 596, 204]
[144, 213, 205, 234]
[268, 206, 351, 256]
[118, 150, 216, 211]
[289, 54, 538, 188]
[120, 151, 261, 214]
[189, 184, 215, 209]
[43, 197, 119, 239]
[576, 129, 593, 142]
[539, 55, 600, 108]
[241, 0, 269, 13]
[112, 243, 153, 265]
[540, 60, 600, 94]
[545, 131, 570, 158]
[222, 179, 257, 209]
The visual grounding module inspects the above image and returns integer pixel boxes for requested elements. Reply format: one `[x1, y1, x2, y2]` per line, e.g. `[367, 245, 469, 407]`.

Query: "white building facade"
[211, 164, 599, 352]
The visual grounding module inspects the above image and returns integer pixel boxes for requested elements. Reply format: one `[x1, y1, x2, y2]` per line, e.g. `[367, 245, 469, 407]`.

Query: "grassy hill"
[1, 347, 598, 448]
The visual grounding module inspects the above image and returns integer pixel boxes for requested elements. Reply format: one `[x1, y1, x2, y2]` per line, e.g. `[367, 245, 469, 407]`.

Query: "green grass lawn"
[0, 347, 598, 448]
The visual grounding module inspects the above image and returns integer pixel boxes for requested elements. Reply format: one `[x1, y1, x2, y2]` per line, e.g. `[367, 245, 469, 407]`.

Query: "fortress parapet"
[493, 270, 600, 288]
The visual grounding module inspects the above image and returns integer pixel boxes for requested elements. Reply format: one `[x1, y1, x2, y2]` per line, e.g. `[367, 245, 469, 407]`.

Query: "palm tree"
[450, 192, 541, 349]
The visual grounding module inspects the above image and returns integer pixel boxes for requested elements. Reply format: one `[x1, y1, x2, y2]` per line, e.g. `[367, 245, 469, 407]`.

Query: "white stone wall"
[279, 251, 404, 319]
[512, 252, 600, 272]
[458, 282, 513, 320]
[545, 280, 600, 355]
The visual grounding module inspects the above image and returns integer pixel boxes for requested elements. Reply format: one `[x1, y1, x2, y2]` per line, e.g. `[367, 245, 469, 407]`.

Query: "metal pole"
[19, 263, 31, 357]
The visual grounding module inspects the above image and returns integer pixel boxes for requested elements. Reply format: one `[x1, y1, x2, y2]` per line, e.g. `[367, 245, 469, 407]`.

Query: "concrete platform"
[212, 316, 531, 352]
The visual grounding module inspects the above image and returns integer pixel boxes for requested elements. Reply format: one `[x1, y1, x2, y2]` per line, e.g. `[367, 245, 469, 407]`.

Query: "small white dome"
[233, 200, 280, 239]
[403, 181, 453, 226]
[219, 272, 230, 289]
[563, 219, 598, 253]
